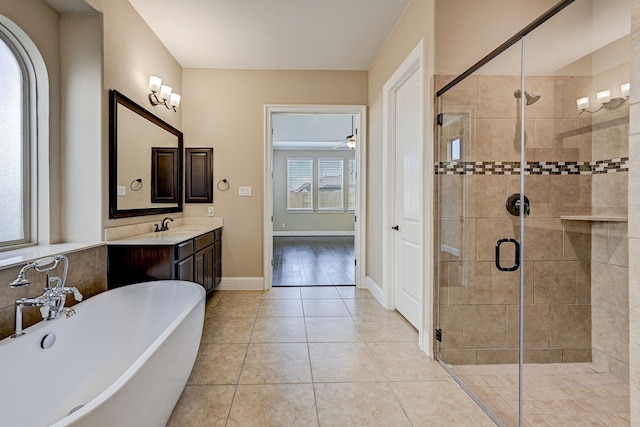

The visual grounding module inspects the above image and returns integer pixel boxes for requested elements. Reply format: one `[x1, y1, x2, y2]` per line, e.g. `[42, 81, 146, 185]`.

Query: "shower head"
[514, 90, 541, 105]
[9, 273, 31, 288]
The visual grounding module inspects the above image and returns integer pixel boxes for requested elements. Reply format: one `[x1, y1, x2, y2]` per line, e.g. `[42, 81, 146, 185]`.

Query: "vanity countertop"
[106, 217, 223, 246]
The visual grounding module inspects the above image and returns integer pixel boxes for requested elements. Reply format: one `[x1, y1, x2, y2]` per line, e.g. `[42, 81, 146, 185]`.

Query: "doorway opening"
[264, 105, 367, 289]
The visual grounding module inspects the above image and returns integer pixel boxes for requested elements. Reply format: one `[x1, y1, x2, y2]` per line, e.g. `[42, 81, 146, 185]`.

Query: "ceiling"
[126, 0, 411, 70]
[272, 114, 355, 150]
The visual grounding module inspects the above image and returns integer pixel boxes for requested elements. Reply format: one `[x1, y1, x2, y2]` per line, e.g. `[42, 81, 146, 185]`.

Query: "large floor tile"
[300, 286, 342, 299]
[337, 286, 374, 299]
[201, 316, 255, 344]
[314, 382, 411, 427]
[250, 316, 307, 343]
[188, 343, 247, 385]
[226, 384, 318, 426]
[166, 385, 235, 427]
[305, 316, 363, 342]
[257, 298, 304, 317]
[368, 341, 450, 381]
[353, 314, 418, 342]
[390, 381, 496, 426]
[239, 343, 312, 384]
[343, 298, 398, 317]
[261, 286, 301, 299]
[302, 298, 350, 316]
[308, 342, 385, 382]
[211, 299, 260, 318]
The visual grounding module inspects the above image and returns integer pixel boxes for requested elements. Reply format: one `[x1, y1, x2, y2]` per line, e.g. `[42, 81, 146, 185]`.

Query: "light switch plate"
[207, 206, 214, 216]
[239, 186, 252, 196]
[117, 186, 126, 196]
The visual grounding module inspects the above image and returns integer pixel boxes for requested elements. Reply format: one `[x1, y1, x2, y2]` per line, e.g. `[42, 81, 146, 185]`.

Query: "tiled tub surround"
[0, 245, 107, 340]
[436, 67, 629, 368]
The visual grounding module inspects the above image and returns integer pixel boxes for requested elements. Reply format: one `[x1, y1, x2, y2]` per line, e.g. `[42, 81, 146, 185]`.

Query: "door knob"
[391, 225, 399, 231]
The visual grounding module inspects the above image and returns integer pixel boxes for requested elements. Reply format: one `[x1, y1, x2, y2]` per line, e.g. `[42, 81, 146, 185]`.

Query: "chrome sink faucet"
[154, 216, 174, 232]
[9, 254, 82, 338]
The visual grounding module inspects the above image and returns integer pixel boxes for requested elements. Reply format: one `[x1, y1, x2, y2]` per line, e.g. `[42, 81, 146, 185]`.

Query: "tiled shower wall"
[0, 245, 107, 340]
[436, 67, 629, 367]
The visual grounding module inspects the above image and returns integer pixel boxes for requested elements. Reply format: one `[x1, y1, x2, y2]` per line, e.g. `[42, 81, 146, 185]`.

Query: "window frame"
[0, 27, 32, 249]
[286, 157, 314, 211]
[317, 157, 344, 211]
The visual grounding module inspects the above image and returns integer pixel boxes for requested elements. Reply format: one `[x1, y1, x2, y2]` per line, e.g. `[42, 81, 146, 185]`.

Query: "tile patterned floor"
[452, 363, 630, 426]
[272, 237, 355, 286]
[167, 286, 495, 426]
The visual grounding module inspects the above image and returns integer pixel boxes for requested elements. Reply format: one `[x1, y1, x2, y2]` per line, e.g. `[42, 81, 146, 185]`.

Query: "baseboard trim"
[217, 277, 264, 291]
[366, 276, 384, 306]
[273, 231, 355, 237]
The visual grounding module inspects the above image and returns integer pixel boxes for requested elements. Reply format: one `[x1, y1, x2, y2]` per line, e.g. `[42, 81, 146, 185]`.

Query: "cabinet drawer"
[214, 228, 222, 242]
[195, 231, 214, 251]
[176, 239, 194, 261]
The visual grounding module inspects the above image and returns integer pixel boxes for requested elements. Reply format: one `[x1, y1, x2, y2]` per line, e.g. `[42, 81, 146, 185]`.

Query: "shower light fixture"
[149, 75, 181, 112]
[576, 83, 629, 114]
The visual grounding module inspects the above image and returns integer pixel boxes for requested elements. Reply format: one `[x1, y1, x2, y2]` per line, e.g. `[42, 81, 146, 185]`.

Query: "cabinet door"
[195, 246, 214, 293]
[214, 239, 222, 288]
[177, 256, 194, 281]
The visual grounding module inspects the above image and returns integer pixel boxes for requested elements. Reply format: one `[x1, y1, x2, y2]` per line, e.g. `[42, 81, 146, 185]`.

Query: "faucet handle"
[63, 307, 76, 318]
[40, 306, 50, 319]
[73, 289, 83, 302]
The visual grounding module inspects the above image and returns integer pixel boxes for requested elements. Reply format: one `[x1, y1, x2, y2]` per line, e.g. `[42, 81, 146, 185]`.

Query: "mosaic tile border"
[436, 157, 629, 175]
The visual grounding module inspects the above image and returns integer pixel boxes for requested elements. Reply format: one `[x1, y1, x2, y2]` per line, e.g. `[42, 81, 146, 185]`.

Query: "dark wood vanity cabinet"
[107, 227, 222, 297]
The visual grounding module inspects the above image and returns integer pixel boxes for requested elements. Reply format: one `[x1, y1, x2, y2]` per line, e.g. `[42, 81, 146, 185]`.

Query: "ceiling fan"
[332, 115, 356, 150]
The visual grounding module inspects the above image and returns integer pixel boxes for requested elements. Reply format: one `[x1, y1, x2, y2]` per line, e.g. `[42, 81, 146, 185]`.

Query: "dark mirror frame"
[109, 89, 183, 219]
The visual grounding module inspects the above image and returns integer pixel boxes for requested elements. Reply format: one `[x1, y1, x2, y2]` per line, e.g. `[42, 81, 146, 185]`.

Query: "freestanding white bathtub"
[0, 280, 205, 427]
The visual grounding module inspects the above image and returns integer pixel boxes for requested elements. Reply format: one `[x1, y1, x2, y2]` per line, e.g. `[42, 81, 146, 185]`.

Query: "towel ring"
[216, 178, 230, 191]
[130, 178, 143, 191]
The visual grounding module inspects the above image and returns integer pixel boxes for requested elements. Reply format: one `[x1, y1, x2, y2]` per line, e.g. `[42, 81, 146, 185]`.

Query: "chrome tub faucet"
[9, 254, 82, 338]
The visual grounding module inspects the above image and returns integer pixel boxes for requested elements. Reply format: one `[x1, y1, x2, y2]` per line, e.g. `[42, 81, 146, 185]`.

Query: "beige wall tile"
[439, 218, 478, 262]
[524, 218, 565, 260]
[490, 263, 534, 305]
[506, 303, 550, 348]
[609, 222, 629, 267]
[439, 348, 477, 365]
[592, 306, 629, 364]
[523, 348, 564, 363]
[476, 349, 518, 364]
[592, 262, 629, 314]
[533, 261, 577, 304]
[462, 305, 507, 348]
[549, 175, 592, 217]
[439, 305, 464, 349]
[477, 75, 520, 119]
[549, 304, 591, 348]
[491, 119, 521, 162]
[508, 174, 550, 218]
[466, 175, 509, 218]
[477, 217, 518, 262]
[562, 348, 592, 363]
[577, 261, 592, 304]
[562, 220, 591, 261]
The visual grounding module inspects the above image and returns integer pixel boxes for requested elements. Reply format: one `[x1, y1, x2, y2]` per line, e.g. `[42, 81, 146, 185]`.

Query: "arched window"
[0, 33, 29, 247]
[0, 18, 47, 249]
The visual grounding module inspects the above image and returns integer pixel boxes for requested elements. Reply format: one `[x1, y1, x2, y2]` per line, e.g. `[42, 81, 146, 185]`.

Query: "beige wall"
[367, 0, 436, 287]
[182, 69, 367, 278]
[87, 0, 184, 231]
[273, 150, 355, 233]
[0, 0, 62, 243]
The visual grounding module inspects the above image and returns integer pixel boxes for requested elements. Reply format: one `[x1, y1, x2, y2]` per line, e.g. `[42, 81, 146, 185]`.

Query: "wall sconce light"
[148, 75, 181, 112]
[576, 83, 629, 114]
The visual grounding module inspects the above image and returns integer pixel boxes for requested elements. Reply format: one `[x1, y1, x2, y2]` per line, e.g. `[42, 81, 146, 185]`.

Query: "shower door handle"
[495, 238, 520, 272]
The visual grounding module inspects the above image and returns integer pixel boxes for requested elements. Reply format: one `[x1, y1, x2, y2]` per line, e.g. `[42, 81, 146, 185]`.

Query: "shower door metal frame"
[434, 1, 576, 426]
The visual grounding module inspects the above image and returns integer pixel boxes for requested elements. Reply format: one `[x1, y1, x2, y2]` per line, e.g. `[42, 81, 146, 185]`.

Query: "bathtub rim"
[48, 280, 205, 427]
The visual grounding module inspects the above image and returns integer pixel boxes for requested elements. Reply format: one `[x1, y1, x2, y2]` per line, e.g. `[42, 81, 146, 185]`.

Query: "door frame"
[382, 39, 434, 356]
[263, 104, 368, 289]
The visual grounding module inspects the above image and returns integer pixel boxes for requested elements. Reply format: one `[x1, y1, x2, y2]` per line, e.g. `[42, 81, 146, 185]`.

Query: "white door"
[392, 69, 423, 329]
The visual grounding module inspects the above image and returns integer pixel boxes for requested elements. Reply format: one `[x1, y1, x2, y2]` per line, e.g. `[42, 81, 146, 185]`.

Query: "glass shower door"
[436, 39, 525, 426]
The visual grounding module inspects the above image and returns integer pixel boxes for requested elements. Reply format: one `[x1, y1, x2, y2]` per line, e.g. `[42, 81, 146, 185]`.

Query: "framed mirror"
[109, 89, 183, 218]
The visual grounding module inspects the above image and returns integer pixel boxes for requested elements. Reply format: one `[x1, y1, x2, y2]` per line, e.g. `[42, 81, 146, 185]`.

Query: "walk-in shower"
[435, 1, 630, 426]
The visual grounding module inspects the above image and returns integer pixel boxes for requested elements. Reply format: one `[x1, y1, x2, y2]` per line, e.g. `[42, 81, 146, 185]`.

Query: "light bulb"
[621, 83, 630, 98]
[576, 97, 589, 111]
[596, 90, 611, 104]
[149, 75, 162, 93]
[160, 85, 172, 101]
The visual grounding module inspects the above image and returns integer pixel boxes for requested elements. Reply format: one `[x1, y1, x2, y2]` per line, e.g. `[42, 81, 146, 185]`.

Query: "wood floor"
[272, 236, 355, 286]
